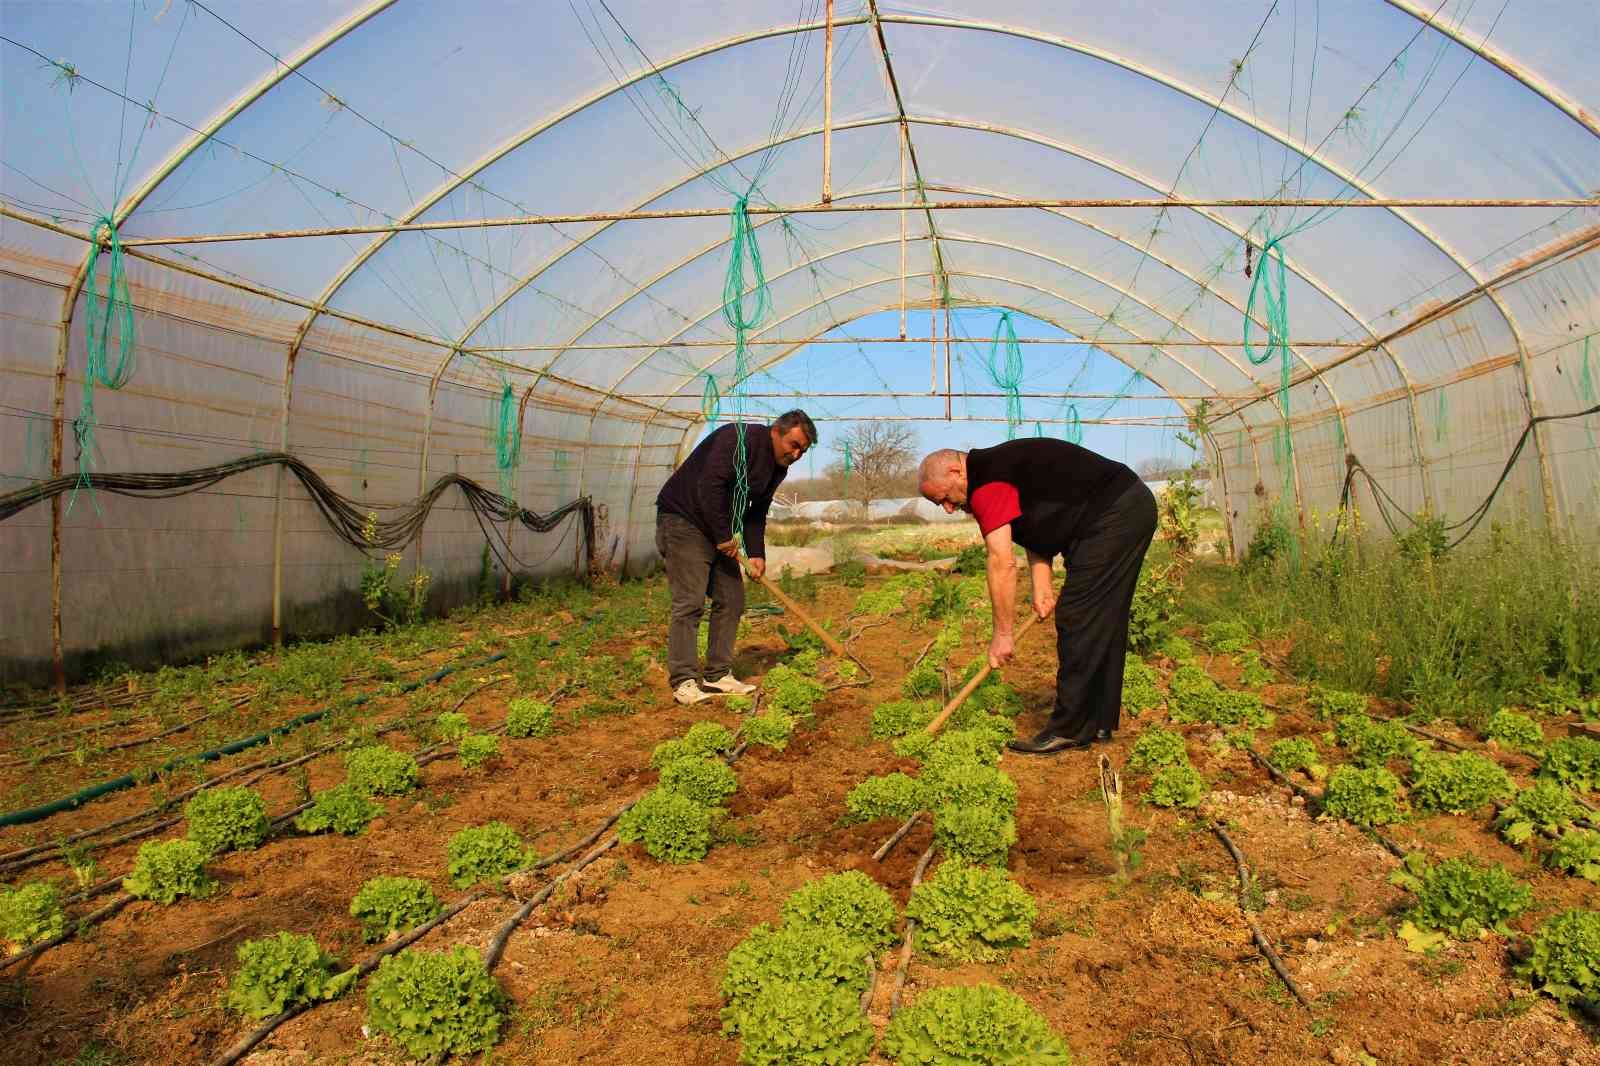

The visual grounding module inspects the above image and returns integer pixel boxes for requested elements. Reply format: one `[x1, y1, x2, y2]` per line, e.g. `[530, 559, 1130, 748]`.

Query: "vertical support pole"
[898, 126, 907, 340]
[270, 344, 298, 646]
[821, 0, 834, 205]
[48, 266, 90, 693]
[944, 303, 953, 422]
[929, 276, 938, 395]
[417, 376, 440, 575]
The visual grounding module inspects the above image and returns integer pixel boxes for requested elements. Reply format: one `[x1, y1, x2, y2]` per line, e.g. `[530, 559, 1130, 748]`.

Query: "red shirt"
[969, 481, 1021, 537]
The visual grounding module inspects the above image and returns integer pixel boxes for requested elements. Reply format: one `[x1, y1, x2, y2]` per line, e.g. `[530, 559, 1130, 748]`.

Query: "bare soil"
[3, 574, 1597, 1066]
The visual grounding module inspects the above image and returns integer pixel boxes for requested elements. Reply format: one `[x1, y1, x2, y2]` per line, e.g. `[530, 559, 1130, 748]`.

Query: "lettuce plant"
[1519, 909, 1600, 1003]
[905, 860, 1035, 961]
[844, 773, 927, 823]
[123, 838, 215, 904]
[1321, 766, 1403, 827]
[457, 733, 499, 769]
[366, 947, 508, 1058]
[1495, 780, 1581, 844]
[445, 822, 530, 887]
[1390, 854, 1531, 939]
[0, 882, 66, 950]
[617, 787, 713, 864]
[657, 755, 738, 807]
[350, 875, 442, 941]
[651, 721, 737, 767]
[345, 746, 419, 797]
[184, 787, 270, 854]
[780, 871, 898, 951]
[505, 698, 555, 738]
[1407, 752, 1512, 815]
[225, 932, 341, 1018]
[1127, 729, 1188, 773]
[740, 711, 795, 751]
[934, 804, 1018, 867]
[884, 984, 1073, 1065]
[1547, 829, 1600, 883]
[719, 923, 871, 1034]
[294, 783, 382, 836]
[1146, 763, 1206, 809]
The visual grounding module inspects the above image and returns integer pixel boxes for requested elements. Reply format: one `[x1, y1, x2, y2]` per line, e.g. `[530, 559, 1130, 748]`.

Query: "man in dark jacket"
[656, 410, 817, 705]
[918, 438, 1157, 753]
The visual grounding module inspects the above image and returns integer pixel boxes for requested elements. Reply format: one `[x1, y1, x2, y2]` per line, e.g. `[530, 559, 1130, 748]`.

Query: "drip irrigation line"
[484, 835, 619, 972]
[1335, 403, 1598, 549]
[0, 695, 252, 769]
[872, 812, 921, 862]
[0, 893, 133, 976]
[209, 888, 490, 1066]
[1210, 822, 1310, 1008]
[888, 843, 937, 1018]
[1244, 745, 1408, 860]
[0, 454, 595, 574]
[0, 651, 507, 834]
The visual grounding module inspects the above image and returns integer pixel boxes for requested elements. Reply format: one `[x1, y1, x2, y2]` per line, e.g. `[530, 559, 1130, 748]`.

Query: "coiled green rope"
[986, 311, 1025, 437]
[70, 216, 138, 511]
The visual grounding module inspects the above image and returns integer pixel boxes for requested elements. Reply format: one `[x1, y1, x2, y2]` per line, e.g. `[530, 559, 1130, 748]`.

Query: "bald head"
[918, 449, 970, 514]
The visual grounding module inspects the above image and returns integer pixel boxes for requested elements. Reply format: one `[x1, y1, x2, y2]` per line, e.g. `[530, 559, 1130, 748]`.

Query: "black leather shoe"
[1006, 732, 1094, 755]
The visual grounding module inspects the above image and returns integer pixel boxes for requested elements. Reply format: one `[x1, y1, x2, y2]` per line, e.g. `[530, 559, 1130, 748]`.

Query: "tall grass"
[1180, 523, 1600, 723]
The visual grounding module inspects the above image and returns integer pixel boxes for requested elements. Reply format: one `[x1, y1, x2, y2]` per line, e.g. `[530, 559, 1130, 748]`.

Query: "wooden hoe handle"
[922, 612, 1043, 735]
[738, 553, 849, 658]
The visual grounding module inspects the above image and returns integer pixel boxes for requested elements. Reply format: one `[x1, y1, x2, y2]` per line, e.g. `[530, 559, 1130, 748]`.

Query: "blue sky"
[690, 306, 1198, 481]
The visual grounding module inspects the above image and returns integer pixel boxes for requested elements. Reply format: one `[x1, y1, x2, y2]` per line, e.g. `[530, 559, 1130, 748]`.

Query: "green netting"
[719, 192, 770, 545]
[492, 379, 522, 501]
[985, 311, 1025, 438]
[1243, 232, 1298, 534]
[70, 216, 138, 512]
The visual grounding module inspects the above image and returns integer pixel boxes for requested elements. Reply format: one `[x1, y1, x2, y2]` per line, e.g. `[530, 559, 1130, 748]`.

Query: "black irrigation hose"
[0, 652, 507, 831]
[0, 452, 597, 575]
[1334, 402, 1600, 551]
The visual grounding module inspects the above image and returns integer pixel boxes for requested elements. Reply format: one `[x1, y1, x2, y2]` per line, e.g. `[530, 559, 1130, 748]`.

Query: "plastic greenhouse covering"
[1, 0, 1596, 684]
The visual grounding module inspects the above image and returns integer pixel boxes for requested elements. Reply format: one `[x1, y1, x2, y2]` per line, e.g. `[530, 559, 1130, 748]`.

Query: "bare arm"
[984, 523, 1018, 667]
[1025, 548, 1056, 618]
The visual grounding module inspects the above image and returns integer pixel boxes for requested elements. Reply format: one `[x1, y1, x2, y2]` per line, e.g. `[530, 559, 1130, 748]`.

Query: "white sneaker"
[702, 674, 757, 696]
[673, 679, 715, 705]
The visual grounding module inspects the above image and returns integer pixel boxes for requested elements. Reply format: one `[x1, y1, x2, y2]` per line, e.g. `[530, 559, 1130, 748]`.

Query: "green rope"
[841, 439, 852, 498]
[69, 216, 138, 511]
[1243, 232, 1298, 535]
[701, 371, 721, 426]
[1063, 404, 1082, 445]
[985, 311, 1025, 438]
[493, 379, 522, 500]
[719, 192, 770, 546]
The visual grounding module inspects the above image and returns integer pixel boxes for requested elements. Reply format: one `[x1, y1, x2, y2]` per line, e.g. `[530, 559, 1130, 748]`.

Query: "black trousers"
[1044, 480, 1159, 740]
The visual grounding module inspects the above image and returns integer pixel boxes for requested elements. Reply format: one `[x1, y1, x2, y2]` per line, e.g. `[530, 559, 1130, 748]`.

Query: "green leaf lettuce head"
[1389, 854, 1531, 939]
[1483, 709, 1544, 754]
[780, 870, 899, 951]
[657, 755, 738, 807]
[872, 699, 940, 739]
[906, 859, 1035, 962]
[1321, 766, 1403, 827]
[616, 787, 714, 864]
[505, 697, 555, 738]
[457, 733, 500, 769]
[366, 946, 509, 1058]
[184, 786, 270, 854]
[1127, 728, 1188, 773]
[845, 773, 927, 823]
[720, 923, 871, 1034]
[294, 783, 382, 836]
[933, 804, 1018, 867]
[740, 711, 795, 751]
[1540, 737, 1600, 792]
[884, 983, 1073, 1065]
[344, 745, 419, 797]
[350, 876, 442, 941]
[1407, 751, 1513, 814]
[123, 838, 215, 904]
[445, 821, 530, 887]
[1146, 763, 1206, 809]
[730, 978, 874, 1066]
[225, 932, 340, 1019]
[651, 720, 737, 766]
[0, 882, 66, 950]
[1518, 909, 1600, 1003]
[1494, 780, 1581, 845]
[1546, 829, 1600, 883]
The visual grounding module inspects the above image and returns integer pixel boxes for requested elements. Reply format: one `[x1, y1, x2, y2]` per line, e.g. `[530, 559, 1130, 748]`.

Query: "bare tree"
[833, 422, 917, 517]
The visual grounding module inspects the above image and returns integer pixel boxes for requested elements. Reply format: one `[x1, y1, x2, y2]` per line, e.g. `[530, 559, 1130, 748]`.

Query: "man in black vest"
[918, 438, 1157, 753]
[656, 410, 817, 706]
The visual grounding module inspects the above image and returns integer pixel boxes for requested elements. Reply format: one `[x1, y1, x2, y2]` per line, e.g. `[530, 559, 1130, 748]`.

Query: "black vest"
[966, 438, 1140, 555]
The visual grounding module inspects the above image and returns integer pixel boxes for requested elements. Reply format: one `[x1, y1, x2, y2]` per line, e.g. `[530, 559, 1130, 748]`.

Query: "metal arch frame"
[613, 262, 1265, 523]
[627, 281, 1257, 568]
[875, 11, 1549, 520]
[546, 226, 1282, 531]
[1382, 0, 1599, 138]
[454, 114, 1374, 423]
[536, 178, 1351, 446]
[42, 0, 398, 681]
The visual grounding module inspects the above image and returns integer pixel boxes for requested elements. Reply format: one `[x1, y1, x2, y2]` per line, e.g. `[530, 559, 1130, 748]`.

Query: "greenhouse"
[1, 2, 1597, 1064]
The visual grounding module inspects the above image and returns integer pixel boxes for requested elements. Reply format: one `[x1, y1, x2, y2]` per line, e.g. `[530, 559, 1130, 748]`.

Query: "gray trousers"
[656, 511, 744, 688]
